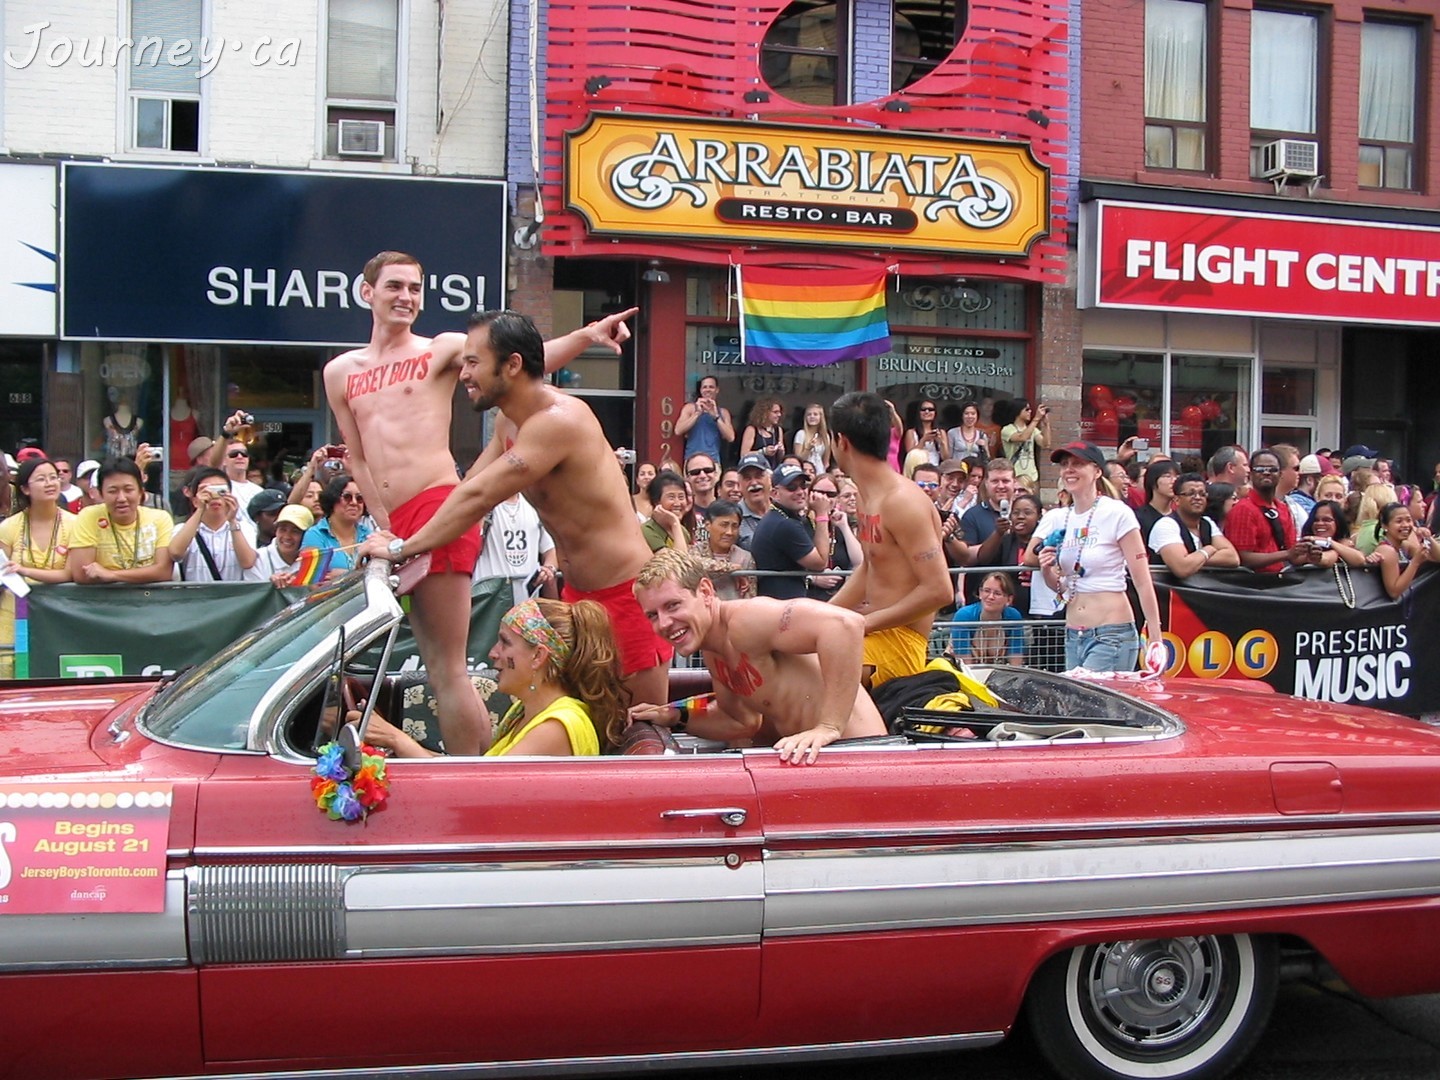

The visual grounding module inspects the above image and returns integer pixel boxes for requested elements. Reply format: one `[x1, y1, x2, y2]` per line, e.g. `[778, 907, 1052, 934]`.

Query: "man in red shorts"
[359, 308, 673, 714]
[330, 252, 636, 753]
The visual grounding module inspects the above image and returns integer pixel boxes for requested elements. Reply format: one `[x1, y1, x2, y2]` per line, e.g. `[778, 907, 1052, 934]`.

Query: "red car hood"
[0, 681, 155, 776]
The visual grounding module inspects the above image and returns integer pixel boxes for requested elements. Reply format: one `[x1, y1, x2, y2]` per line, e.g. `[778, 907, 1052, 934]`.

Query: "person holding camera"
[288, 445, 347, 512]
[995, 398, 1050, 489]
[675, 376, 736, 465]
[167, 467, 258, 582]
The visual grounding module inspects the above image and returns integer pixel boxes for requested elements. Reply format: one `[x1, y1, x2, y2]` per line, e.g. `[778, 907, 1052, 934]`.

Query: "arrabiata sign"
[565, 115, 1050, 257]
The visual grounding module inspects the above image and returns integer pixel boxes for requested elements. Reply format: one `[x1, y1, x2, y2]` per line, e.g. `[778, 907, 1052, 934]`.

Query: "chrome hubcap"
[1085, 937, 1220, 1049]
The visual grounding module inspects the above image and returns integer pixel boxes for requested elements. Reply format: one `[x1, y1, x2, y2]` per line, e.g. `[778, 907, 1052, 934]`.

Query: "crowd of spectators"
[5, 387, 1440, 678]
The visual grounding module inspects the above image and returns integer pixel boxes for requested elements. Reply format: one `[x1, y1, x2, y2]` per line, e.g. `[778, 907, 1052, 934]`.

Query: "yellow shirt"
[0, 509, 76, 571]
[0, 509, 77, 677]
[69, 505, 174, 570]
[486, 695, 600, 757]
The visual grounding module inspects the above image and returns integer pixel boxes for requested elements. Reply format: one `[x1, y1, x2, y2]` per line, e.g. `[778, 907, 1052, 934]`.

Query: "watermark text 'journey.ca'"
[4, 23, 301, 78]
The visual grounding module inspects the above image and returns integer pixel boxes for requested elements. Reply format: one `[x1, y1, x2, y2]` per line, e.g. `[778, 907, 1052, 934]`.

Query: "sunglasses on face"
[1251, 465, 1279, 475]
[340, 492, 365, 504]
[687, 467, 715, 476]
[916, 481, 939, 490]
[812, 488, 838, 496]
[227, 449, 249, 459]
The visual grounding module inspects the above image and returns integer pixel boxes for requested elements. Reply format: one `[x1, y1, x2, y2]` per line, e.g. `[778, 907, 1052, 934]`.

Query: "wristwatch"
[387, 537, 405, 559]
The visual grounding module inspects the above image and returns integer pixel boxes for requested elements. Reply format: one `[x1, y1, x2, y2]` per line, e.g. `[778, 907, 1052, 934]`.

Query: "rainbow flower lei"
[310, 741, 390, 822]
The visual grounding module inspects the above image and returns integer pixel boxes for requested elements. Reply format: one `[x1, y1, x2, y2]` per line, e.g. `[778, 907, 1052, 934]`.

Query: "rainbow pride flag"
[291, 547, 334, 586]
[738, 264, 891, 367]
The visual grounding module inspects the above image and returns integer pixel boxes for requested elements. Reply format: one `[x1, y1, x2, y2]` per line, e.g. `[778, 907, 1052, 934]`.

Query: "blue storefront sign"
[61, 163, 506, 345]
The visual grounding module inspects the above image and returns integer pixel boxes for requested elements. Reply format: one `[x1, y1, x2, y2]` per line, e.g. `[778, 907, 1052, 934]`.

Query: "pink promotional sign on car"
[1088, 201, 1440, 327]
[0, 782, 171, 914]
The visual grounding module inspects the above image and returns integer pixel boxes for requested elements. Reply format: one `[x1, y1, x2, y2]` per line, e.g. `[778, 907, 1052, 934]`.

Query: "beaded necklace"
[20, 510, 61, 570]
[1056, 501, 1097, 605]
[109, 516, 140, 570]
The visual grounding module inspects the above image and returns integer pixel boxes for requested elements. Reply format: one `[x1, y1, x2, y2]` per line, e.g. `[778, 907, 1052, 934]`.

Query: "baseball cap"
[1342, 455, 1375, 474]
[772, 463, 809, 489]
[1049, 440, 1108, 470]
[15, 447, 46, 464]
[76, 459, 101, 481]
[1342, 444, 1379, 461]
[248, 489, 287, 518]
[939, 458, 969, 476]
[738, 453, 770, 473]
[275, 505, 315, 532]
[188, 436, 216, 462]
[1297, 454, 1323, 476]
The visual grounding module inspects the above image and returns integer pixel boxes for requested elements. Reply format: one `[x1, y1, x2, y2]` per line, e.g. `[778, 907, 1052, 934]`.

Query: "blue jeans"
[1065, 622, 1140, 672]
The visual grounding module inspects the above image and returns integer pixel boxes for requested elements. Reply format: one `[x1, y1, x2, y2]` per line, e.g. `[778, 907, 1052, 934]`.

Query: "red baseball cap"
[15, 447, 46, 464]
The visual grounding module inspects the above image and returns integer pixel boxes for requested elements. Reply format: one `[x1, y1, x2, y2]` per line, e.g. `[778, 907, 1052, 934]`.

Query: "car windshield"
[139, 576, 375, 752]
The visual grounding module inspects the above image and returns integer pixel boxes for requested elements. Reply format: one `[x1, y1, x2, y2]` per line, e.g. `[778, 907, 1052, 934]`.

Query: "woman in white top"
[1024, 441, 1162, 672]
[792, 403, 832, 472]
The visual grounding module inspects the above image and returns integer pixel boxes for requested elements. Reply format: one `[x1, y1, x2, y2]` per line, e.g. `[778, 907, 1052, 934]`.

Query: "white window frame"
[317, 0, 408, 166]
[121, 0, 207, 156]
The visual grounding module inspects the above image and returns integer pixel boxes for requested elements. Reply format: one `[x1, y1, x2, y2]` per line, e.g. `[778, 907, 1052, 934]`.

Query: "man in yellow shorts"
[828, 393, 953, 688]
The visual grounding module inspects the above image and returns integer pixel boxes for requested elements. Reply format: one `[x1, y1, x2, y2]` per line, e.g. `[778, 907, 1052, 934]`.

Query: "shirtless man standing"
[629, 549, 884, 764]
[356, 308, 672, 710]
[828, 391, 953, 688]
[329, 252, 636, 754]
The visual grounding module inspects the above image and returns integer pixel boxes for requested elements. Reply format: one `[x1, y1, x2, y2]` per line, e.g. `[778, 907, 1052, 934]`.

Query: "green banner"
[17, 578, 515, 680]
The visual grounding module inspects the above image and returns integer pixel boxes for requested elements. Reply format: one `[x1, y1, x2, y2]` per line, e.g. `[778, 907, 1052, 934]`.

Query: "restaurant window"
[1145, 0, 1209, 171]
[762, 0, 849, 106]
[1082, 351, 1252, 463]
[1359, 20, 1418, 191]
[128, 0, 203, 153]
[1249, 8, 1320, 178]
[891, 0, 963, 92]
[325, 0, 401, 161]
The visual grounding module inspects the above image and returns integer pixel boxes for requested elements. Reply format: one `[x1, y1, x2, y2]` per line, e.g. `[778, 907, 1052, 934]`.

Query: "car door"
[191, 750, 762, 1070]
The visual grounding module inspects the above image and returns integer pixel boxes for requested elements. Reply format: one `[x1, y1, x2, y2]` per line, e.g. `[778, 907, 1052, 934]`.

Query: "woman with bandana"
[360, 598, 625, 757]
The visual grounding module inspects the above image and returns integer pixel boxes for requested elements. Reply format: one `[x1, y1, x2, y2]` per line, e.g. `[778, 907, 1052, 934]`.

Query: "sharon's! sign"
[1082, 201, 1440, 327]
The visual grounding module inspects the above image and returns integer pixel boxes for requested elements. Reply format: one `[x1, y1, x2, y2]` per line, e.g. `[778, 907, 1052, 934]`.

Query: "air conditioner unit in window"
[1259, 139, 1320, 181]
[337, 119, 385, 158]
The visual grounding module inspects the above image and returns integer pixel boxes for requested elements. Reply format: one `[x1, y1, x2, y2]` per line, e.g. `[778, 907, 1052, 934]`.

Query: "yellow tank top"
[486, 695, 600, 757]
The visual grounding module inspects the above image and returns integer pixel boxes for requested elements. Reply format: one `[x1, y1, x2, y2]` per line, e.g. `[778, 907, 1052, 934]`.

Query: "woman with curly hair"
[740, 398, 786, 469]
[362, 597, 626, 757]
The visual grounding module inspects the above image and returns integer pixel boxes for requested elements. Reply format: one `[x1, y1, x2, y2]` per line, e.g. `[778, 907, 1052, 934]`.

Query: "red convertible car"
[4, 561, 1440, 1080]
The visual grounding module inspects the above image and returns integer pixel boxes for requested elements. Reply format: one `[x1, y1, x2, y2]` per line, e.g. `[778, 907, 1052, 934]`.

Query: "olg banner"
[1155, 565, 1438, 716]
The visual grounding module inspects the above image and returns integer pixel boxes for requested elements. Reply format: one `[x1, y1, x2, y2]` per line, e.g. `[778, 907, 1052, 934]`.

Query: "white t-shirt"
[177, 519, 256, 582]
[244, 540, 299, 582]
[1036, 497, 1139, 594]
[228, 479, 266, 529]
[474, 495, 554, 606]
[1149, 514, 1220, 556]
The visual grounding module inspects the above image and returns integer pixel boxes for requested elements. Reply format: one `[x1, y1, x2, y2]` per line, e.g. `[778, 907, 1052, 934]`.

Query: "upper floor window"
[325, 0, 400, 161]
[1359, 20, 1418, 190]
[1145, 0, 1208, 170]
[129, 0, 202, 153]
[1250, 8, 1319, 176]
[762, 0, 848, 106]
[891, 0, 963, 93]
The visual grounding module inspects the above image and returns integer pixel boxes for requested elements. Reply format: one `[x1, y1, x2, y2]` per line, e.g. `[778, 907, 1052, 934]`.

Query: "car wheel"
[1026, 933, 1278, 1080]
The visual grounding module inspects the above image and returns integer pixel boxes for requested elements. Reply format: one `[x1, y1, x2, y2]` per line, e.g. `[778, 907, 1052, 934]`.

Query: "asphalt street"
[709, 983, 1440, 1080]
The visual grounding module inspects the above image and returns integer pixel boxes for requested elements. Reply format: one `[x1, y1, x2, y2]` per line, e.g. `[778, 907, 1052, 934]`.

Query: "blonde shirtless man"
[629, 549, 884, 764]
[330, 252, 636, 754]
[356, 308, 673, 712]
[828, 391, 954, 687]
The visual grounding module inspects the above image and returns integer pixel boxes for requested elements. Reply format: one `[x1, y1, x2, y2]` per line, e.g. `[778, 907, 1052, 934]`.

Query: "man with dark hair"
[911, 462, 943, 505]
[327, 253, 635, 755]
[1223, 448, 1310, 572]
[828, 392, 952, 687]
[67, 459, 175, 584]
[359, 308, 674, 710]
[684, 451, 719, 546]
[1150, 473, 1240, 578]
